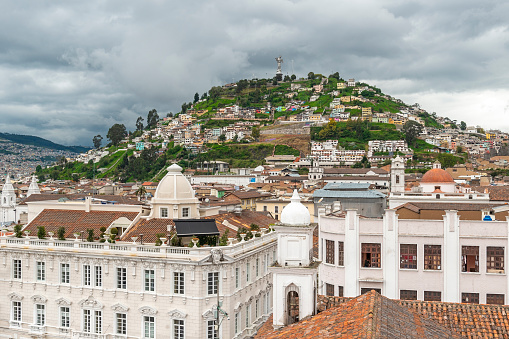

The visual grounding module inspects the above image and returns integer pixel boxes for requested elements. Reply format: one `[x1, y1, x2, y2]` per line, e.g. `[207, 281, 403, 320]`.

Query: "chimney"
[85, 196, 91, 213]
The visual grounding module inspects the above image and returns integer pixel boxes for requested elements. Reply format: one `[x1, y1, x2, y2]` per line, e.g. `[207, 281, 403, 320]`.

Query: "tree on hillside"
[460, 121, 467, 130]
[92, 135, 103, 149]
[136, 116, 144, 131]
[194, 92, 199, 103]
[147, 109, 159, 129]
[236, 80, 249, 94]
[209, 86, 222, 101]
[201, 92, 208, 100]
[251, 127, 260, 141]
[284, 75, 291, 82]
[291, 74, 296, 81]
[181, 103, 188, 114]
[403, 120, 423, 146]
[166, 112, 173, 118]
[329, 72, 340, 80]
[218, 134, 226, 143]
[308, 72, 315, 80]
[107, 124, 127, 146]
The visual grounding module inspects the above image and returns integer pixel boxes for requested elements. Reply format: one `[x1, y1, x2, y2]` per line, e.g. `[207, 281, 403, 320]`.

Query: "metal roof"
[313, 189, 386, 199]
[323, 183, 371, 190]
[173, 219, 219, 237]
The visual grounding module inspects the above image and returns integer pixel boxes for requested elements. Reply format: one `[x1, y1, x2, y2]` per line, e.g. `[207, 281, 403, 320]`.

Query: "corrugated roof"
[323, 182, 371, 190]
[313, 189, 386, 199]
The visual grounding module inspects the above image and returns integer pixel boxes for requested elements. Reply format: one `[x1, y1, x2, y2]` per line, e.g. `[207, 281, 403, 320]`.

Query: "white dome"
[153, 164, 194, 200]
[281, 190, 310, 226]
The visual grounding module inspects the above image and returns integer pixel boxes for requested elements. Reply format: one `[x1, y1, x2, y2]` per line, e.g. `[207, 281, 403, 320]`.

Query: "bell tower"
[270, 190, 318, 329]
[390, 155, 405, 193]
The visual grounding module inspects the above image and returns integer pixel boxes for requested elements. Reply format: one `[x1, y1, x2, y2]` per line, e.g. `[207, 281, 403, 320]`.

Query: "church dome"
[281, 190, 310, 226]
[421, 168, 454, 183]
[153, 164, 195, 200]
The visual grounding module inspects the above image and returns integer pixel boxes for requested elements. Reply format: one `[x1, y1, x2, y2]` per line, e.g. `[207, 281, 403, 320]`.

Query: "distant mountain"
[0, 132, 89, 153]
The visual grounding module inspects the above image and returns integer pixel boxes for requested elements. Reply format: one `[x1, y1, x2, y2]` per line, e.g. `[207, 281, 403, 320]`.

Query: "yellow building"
[340, 96, 351, 103]
[256, 197, 315, 222]
[486, 132, 497, 140]
[337, 82, 346, 89]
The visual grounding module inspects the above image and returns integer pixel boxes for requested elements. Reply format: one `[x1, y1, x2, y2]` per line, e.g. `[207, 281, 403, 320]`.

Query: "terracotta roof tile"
[120, 218, 174, 243]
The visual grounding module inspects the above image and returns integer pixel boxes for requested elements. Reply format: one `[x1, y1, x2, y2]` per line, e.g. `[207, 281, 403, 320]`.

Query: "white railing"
[9, 320, 21, 328]
[0, 232, 277, 259]
[29, 324, 45, 333]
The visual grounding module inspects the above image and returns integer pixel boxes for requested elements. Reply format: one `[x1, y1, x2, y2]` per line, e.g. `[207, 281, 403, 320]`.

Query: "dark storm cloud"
[0, 0, 508, 145]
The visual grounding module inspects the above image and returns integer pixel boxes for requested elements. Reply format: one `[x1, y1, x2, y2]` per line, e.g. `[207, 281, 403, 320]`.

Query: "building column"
[383, 209, 398, 299]
[443, 210, 460, 303]
[344, 209, 360, 297]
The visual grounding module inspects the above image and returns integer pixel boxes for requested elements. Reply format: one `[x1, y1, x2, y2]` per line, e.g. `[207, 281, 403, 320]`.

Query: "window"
[182, 207, 189, 218]
[338, 241, 344, 266]
[234, 312, 239, 334]
[83, 310, 91, 333]
[361, 243, 381, 268]
[326, 283, 334, 296]
[173, 272, 184, 294]
[396, 176, 400, 184]
[60, 263, 70, 284]
[144, 270, 155, 292]
[117, 267, 127, 289]
[338, 286, 344, 297]
[60, 307, 70, 328]
[116, 313, 127, 335]
[235, 267, 240, 289]
[245, 305, 250, 328]
[263, 206, 267, 212]
[462, 246, 479, 272]
[325, 240, 335, 264]
[207, 320, 218, 339]
[487, 294, 505, 305]
[161, 207, 168, 218]
[35, 304, 45, 326]
[424, 245, 441, 270]
[400, 290, 417, 300]
[83, 265, 91, 286]
[256, 258, 260, 277]
[143, 316, 155, 338]
[12, 301, 21, 322]
[95, 266, 102, 287]
[424, 291, 441, 302]
[462, 292, 479, 304]
[36, 261, 45, 281]
[274, 206, 279, 214]
[487, 247, 504, 273]
[173, 319, 184, 339]
[13, 259, 21, 280]
[255, 299, 259, 318]
[361, 288, 381, 294]
[94, 311, 102, 333]
[208, 272, 219, 295]
[400, 244, 417, 269]
[246, 262, 250, 282]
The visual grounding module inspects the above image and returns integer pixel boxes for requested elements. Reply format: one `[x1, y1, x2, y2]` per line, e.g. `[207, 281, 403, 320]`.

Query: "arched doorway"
[287, 291, 299, 325]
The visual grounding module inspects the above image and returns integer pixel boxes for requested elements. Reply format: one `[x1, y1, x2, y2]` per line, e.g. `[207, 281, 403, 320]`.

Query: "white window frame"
[144, 269, 155, 292]
[173, 319, 184, 339]
[173, 271, 184, 295]
[246, 262, 250, 282]
[83, 309, 91, 333]
[234, 312, 240, 334]
[182, 207, 190, 218]
[83, 309, 102, 334]
[83, 265, 91, 286]
[35, 304, 45, 326]
[235, 267, 240, 289]
[207, 320, 218, 339]
[36, 261, 45, 281]
[207, 272, 219, 295]
[60, 306, 70, 328]
[255, 258, 259, 277]
[94, 266, 102, 287]
[117, 267, 127, 289]
[160, 207, 168, 218]
[12, 301, 22, 322]
[13, 259, 22, 280]
[143, 315, 155, 339]
[116, 313, 127, 335]
[60, 263, 70, 284]
[245, 304, 250, 328]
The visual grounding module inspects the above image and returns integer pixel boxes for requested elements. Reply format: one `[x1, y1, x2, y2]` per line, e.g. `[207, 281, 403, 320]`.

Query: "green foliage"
[87, 229, 94, 242]
[107, 124, 127, 146]
[219, 229, 230, 246]
[92, 135, 103, 149]
[14, 224, 23, 238]
[403, 120, 423, 146]
[274, 144, 300, 156]
[460, 121, 467, 130]
[37, 226, 46, 239]
[57, 227, 66, 240]
[435, 153, 464, 168]
[110, 227, 118, 235]
[155, 233, 165, 246]
[0, 132, 88, 153]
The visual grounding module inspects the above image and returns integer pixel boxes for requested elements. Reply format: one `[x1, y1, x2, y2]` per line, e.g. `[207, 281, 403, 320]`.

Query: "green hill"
[0, 132, 89, 153]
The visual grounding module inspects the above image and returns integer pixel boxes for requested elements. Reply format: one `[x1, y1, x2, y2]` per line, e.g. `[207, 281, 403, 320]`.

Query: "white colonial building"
[0, 165, 276, 339]
[318, 208, 509, 305]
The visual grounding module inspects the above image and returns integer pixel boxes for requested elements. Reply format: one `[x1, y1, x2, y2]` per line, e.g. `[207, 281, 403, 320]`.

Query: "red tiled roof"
[19, 193, 145, 206]
[25, 209, 139, 239]
[421, 168, 455, 183]
[471, 186, 509, 201]
[256, 291, 462, 338]
[316, 294, 509, 339]
[120, 218, 174, 243]
[204, 210, 276, 236]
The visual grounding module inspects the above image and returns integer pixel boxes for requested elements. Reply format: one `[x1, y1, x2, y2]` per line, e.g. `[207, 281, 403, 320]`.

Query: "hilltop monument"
[275, 56, 283, 81]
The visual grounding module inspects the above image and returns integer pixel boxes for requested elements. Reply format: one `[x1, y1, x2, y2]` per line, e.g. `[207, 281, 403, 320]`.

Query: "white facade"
[319, 209, 509, 304]
[0, 231, 276, 339]
[1, 175, 17, 225]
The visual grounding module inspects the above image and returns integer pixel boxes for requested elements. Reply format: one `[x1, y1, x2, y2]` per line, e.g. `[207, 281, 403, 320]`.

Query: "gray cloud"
[0, 0, 508, 145]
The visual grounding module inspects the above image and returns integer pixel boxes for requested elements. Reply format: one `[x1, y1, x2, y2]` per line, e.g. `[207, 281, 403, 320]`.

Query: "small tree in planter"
[87, 229, 94, 242]
[14, 224, 23, 238]
[99, 226, 106, 241]
[219, 229, 229, 246]
[110, 227, 118, 243]
[155, 233, 165, 246]
[57, 227, 66, 240]
[37, 226, 46, 239]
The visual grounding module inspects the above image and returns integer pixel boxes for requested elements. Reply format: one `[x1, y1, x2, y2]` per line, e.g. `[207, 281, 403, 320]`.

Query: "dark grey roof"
[313, 189, 386, 199]
[173, 219, 219, 237]
[323, 183, 371, 191]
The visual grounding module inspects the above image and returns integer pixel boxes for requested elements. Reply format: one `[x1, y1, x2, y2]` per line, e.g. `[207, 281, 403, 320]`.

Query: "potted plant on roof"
[191, 236, 199, 248]
[24, 230, 31, 238]
[57, 227, 65, 241]
[74, 232, 80, 241]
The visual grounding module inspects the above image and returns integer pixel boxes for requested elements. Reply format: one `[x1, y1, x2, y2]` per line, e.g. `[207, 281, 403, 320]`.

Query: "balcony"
[9, 320, 21, 328]
[72, 332, 106, 339]
[29, 324, 46, 333]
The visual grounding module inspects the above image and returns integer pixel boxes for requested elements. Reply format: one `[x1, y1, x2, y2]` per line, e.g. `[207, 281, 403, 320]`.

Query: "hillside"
[0, 132, 89, 153]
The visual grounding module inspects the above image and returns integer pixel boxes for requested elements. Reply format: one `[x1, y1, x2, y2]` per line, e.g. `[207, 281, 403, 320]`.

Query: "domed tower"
[390, 155, 405, 193]
[420, 161, 455, 193]
[271, 190, 317, 329]
[149, 164, 200, 219]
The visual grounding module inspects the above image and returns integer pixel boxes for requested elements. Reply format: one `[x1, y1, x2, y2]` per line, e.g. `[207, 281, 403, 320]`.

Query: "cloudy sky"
[0, 0, 508, 146]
